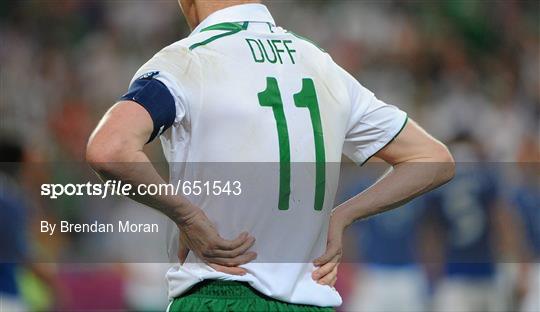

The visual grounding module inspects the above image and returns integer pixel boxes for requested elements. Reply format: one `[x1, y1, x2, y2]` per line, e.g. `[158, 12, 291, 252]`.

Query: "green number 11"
[258, 77, 326, 211]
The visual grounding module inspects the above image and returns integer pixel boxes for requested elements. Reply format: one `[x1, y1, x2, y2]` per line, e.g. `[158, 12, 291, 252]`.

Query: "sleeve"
[120, 56, 188, 143]
[341, 69, 408, 165]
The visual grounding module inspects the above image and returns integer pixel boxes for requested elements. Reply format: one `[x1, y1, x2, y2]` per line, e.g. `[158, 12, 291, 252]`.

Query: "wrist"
[331, 208, 352, 230]
[174, 201, 202, 227]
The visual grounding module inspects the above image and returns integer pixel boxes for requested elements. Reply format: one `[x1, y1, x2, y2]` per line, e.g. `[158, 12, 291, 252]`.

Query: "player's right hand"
[177, 208, 257, 275]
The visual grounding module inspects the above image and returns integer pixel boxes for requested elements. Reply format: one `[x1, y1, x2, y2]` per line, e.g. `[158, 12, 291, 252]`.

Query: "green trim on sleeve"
[190, 22, 249, 50]
[360, 115, 409, 167]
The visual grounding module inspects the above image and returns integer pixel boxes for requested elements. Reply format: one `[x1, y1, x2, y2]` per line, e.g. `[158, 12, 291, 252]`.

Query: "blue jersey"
[427, 166, 498, 277]
[0, 176, 29, 296]
[354, 198, 425, 267]
[341, 176, 424, 267]
[511, 185, 540, 257]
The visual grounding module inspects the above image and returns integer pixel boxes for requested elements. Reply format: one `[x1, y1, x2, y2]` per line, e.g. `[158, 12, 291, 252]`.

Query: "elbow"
[86, 140, 110, 175]
[85, 135, 122, 177]
[432, 143, 455, 185]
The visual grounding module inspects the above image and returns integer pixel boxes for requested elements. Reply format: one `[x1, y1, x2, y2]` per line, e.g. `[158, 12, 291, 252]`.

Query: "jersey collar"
[190, 3, 275, 36]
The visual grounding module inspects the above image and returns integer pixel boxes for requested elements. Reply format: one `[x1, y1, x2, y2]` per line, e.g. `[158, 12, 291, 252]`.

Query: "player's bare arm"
[313, 119, 455, 285]
[86, 100, 256, 274]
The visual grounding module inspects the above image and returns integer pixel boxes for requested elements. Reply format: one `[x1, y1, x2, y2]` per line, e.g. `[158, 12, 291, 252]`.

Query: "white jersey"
[130, 4, 407, 307]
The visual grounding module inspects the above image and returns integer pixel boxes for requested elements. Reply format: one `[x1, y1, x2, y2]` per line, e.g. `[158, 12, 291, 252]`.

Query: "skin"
[312, 120, 454, 285]
[87, 0, 454, 288]
[87, 102, 256, 275]
[178, 0, 261, 30]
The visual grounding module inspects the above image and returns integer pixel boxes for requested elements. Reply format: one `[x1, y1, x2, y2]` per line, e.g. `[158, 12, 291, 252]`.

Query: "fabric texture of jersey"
[127, 3, 407, 307]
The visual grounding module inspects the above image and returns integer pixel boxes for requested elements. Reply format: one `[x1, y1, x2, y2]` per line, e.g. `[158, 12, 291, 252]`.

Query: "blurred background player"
[346, 194, 428, 311]
[334, 167, 429, 312]
[0, 138, 64, 311]
[508, 161, 540, 312]
[424, 134, 523, 312]
[0, 138, 29, 311]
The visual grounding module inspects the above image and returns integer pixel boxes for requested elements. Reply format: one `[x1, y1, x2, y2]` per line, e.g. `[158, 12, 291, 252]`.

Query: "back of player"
[161, 17, 347, 309]
[127, 3, 407, 310]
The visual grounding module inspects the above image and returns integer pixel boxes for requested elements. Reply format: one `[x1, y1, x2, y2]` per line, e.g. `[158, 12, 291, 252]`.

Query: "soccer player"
[0, 139, 63, 311]
[425, 135, 517, 312]
[347, 199, 428, 311]
[509, 169, 540, 312]
[0, 140, 29, 312]
[86, 0, 454, 310]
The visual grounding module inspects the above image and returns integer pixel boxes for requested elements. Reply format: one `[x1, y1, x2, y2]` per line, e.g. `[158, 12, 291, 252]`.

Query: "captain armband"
[120, 72, 176, 143]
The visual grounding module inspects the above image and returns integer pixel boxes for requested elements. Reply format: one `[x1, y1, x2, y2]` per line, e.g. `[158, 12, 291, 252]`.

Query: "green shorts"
[168, 280, 335, 312]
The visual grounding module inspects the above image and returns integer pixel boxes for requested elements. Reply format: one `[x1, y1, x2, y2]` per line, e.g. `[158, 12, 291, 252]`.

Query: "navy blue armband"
[120, 75, 176, 143]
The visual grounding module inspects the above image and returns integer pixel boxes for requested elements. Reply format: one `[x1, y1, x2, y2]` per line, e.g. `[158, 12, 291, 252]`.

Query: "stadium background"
[0, 0, 538, 311]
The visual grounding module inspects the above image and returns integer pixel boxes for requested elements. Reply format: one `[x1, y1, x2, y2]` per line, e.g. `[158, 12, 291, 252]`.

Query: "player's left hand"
[312, 210, 347, 286]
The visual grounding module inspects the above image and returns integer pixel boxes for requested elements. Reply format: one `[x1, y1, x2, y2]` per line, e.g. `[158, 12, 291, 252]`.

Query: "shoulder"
[285, 32, 357, 85]
[281, 30, 349, 82]
[160, 26, 246, 55]
[139, 38, 198, 70]
[132, 37, 208, 85]
[286, 30, 327, 54]
[159, 32, 216, 54]
[135, 29, 237, 74]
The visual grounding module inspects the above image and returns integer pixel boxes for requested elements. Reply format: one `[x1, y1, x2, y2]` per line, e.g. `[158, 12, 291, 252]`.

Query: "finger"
[312, 260, 337, 280]
[313, 244, 340, 266]
[215, 232, 251, 250]
[312, 253, 340, 279]
[317, 265, 338, 286]
[209, 236, 255, 258]
[206, 251, 257, 267]
[208, 263, 248, 276]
